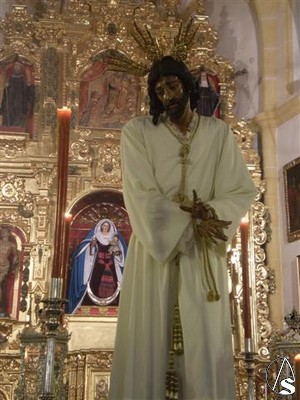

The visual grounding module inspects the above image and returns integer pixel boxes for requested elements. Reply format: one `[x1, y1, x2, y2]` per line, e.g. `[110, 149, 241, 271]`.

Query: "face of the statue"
[13, 62, 22, 74]
[154, 75, 190, 122]
[101, 222, 110, 234]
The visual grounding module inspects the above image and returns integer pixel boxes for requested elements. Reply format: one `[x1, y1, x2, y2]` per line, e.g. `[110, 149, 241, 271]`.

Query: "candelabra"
[16, 279, 69, 400]
[39, 278, 69, 400]
[244, 338, 256, 400]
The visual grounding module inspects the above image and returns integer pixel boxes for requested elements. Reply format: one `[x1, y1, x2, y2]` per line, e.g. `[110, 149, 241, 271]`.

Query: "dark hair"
[147, 56, 199, 124]
[100, 221, 111, 232]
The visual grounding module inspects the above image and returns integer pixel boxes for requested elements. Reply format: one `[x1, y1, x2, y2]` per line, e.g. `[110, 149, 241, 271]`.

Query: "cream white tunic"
[109, 115, 256, 400]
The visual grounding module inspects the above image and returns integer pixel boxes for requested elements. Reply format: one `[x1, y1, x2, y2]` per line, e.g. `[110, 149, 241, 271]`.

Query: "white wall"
[290, 0, 300, 93]
[205, 0, 259, 119]
[277, 115, 300, 315]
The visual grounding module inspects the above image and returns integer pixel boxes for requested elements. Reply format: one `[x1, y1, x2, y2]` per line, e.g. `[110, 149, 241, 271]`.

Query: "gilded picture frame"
[0, 54, 35, 138]
[65, 189, 131, 317]
[283, 156, 300, 242]
[78, 61, 139, 130]
[296, 255, 300, 311]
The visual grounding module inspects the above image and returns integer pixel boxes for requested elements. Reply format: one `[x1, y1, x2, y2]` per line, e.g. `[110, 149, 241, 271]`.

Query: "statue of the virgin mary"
[67, 218, 127, 313]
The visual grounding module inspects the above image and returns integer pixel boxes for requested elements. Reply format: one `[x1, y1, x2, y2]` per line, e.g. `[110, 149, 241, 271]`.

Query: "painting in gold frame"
[78, 61, 139, 130]
[296, 255, 300, 311]
[65, 189, 131, 317]
[283, 156, 300, 242]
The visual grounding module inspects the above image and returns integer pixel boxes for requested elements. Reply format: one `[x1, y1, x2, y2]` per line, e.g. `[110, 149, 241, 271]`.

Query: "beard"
[165, 91, 190, 121]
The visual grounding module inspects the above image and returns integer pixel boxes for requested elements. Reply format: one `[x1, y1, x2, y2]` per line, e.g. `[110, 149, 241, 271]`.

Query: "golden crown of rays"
[94, 18, 199, 76]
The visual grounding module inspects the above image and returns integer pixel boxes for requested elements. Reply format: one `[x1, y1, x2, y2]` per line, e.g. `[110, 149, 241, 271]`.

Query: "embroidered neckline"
[161, 112, 198, 140]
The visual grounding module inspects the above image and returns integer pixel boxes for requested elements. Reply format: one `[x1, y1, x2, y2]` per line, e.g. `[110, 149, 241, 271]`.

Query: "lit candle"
[52, 107, 71, 278]
[61, 212, 72, 272]
[240, 215, 251, 339]
[65, 212, 72, 223]
[295, 354, 300, 399]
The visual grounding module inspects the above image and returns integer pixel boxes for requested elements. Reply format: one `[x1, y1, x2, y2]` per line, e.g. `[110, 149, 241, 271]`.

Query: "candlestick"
[52, 107, 71, 278]
[240, 216, 251, 339]
[295, 354, 300, 399]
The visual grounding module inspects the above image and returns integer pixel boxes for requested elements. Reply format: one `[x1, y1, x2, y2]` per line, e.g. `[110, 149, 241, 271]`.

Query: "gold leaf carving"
[0, 137, 27, 158]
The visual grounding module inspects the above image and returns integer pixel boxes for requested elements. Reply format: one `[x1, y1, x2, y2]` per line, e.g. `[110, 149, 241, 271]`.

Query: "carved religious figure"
[0, 226, 19, 317]
[67, 218, 127, 313]
[192, 66, 221, 118]
[0, 55, 35, 136]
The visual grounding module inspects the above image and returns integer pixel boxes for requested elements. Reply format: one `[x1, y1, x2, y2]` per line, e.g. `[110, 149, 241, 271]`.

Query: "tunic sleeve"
[206, 125, 257, 241]
[121, 118, 191, 264]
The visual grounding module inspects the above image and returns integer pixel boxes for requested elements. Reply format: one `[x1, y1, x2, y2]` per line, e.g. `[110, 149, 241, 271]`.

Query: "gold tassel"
[192, 218, 220, 302]
[165, 351, 180, 400]
[166, 260, 183, 400]
[172, 305, 184, 354]
[202, 240, 220, 302]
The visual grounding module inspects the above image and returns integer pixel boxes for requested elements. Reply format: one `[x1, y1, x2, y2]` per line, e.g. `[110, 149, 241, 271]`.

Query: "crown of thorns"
[94, 18, 199, 76]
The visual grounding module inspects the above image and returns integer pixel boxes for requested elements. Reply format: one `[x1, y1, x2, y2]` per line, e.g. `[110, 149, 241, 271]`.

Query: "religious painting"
[78, 62, 139, 129]
[191, 66, 221, 118]
[0, 224, 25, 319]
[0, 54, 35, 138]
[90, 372, 110, 400]
[297, 255, 300, 311]
[66, 190, 131, 315]
[283, 156, 300, 242]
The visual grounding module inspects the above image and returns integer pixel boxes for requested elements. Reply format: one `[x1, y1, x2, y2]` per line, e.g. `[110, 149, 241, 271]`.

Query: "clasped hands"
[180, 190, 231, 244]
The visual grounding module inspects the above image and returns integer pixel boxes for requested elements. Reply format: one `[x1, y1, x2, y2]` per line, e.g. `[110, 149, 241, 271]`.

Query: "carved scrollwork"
[0, 137, 27, 158]
[0, 355, 21, 400]
[0, 6, 35, 43]
[32, 163, 56, 190]
[252, 198, 275, 361]
[30, 244, 51, 280]
[0, 6, 40, 67]
[1, 174, 28, 203]
[254, 246, 266, 263]
[0, 321, 13, 349]
[86, 351, 113, 369]
[232, 120, 257, 151]
[63, 1, 91, 26]
[70, 139, 93, 162]
[92, 140, 121, 187]
[34, 23, 66, 47]
[0, 210, 30, 237]
[0, 174, 35, 218]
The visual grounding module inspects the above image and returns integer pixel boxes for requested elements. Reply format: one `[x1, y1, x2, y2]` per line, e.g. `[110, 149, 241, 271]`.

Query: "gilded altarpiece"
[0, 1, 274, 399]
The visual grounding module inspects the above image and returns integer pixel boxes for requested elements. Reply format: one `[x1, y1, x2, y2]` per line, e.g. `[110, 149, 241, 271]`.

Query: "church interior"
[0, 0, 299, 399]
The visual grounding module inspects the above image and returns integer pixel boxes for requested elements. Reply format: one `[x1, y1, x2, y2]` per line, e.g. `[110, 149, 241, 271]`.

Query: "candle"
[264, 382, 268, 399]
[61, 212, 72, 272]
[52, 107, 71, 277]
[295, 354, 300, 399]
[240, 215, 251, 340]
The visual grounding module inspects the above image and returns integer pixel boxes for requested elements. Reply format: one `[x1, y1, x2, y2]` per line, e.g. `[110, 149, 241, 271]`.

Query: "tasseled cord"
[165, 257, 184, 400]
[192, 218, 220, 302]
